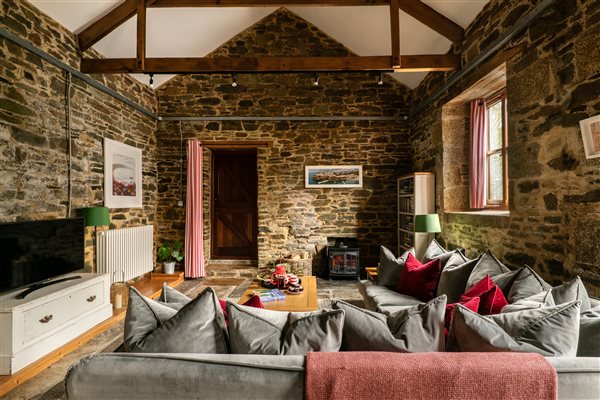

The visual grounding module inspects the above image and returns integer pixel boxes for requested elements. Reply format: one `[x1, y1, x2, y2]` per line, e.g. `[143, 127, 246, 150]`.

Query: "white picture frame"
[305, 165, 363, 188]
[580, 114, 600, 159]
[104, 138, 143, 208]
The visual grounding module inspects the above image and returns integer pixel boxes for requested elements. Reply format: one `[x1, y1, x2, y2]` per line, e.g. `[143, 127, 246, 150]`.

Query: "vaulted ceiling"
[30, 0, 488, 89]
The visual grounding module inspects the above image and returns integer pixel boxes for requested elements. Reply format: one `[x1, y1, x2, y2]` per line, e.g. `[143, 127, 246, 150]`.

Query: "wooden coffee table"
[238, 276, 318, 312]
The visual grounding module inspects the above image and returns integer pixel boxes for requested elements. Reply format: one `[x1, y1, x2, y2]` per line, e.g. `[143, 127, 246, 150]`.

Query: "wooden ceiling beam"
[80, 55, 459, 73]
[136, 0, 146, 70]
[150, 1, 391, 6]
[398, 0, 463, 44]
[390, 0, 400, 69]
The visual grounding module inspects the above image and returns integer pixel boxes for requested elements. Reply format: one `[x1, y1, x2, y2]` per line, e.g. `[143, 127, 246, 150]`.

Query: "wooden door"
[211, 150, 258, 259]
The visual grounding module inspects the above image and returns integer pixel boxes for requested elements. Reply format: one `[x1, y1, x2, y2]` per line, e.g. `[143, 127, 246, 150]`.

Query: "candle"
[115, 293, 123, 309]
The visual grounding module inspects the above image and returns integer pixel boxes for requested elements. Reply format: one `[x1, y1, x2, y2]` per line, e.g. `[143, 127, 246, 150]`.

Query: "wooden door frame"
[210, 148, 258, 260]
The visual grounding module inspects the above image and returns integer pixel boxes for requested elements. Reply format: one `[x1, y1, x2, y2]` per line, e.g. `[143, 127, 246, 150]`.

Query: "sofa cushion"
[395, 253, 442, 302]
[465, 250, 511, 291]
[227, 302, 344, 355]
[578, 306, 600, 357]
[436, 252, 474, 303]
[333, 296, 447, 353]
[505, 266, 552, 303]
[447, 301, 581, 357]
[421, 239, 447, 262]
[157, 283, 192, 308]
[376, 246, 414, 286]
[501, 290, 555, 313]
[124, 287, 229, 354]
[552, 276, 591, 312]
[444, 297, 480, 336]
[359, 280, 423, 312]
[461, 275, 508, 315]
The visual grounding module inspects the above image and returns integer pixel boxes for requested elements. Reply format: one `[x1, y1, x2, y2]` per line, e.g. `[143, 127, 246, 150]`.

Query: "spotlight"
[313, 73, 319, 86]
[149, 73, 154, 89]
[231, 75, 237, 87]
[377, 73, 384, 86]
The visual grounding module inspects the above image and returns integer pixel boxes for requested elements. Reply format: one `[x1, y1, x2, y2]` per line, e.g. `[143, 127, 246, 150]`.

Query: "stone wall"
[1, 0, 158, 271]
[156, 9, 412, 273]
[411, 0, 600, 295]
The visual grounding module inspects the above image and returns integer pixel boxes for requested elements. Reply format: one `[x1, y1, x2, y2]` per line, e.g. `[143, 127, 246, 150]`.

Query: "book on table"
[253, 289, 286, 302]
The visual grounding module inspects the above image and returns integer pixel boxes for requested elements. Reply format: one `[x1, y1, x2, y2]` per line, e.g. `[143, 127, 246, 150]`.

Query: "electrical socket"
[177, 200, 183, 207]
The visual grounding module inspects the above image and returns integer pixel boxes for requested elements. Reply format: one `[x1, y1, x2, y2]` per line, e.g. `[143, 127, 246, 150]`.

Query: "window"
[485, 92, 508, 208]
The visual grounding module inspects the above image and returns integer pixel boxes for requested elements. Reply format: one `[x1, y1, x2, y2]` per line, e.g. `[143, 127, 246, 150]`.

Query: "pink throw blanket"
[305, 352, 557, 400]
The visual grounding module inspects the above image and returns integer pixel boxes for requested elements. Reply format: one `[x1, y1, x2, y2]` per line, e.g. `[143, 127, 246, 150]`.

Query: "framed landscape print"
[305, 165, 363, 188]
[104, 138, 143, 208]
[580, 114, 600, 159]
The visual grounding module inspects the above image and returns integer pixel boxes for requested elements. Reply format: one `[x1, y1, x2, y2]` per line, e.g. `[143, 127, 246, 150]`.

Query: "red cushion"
[461, 275, 508, 315]
[444, 296, 480, 336]
[394, 253, 442, 302]
[219, 295, 264, 326]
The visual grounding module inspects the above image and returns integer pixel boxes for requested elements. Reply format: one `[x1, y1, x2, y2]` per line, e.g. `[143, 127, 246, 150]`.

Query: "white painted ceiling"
[30, 0, 488, 89]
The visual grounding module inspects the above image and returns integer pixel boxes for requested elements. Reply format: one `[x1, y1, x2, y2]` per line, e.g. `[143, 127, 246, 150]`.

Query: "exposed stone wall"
[1, 0, 158, 271]
[156, 9, 412, 273]
[411, 0, 600, 295]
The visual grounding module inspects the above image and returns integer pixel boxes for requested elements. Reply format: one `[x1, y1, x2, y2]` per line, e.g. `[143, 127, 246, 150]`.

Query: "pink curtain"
[470, 99, 488, 210]
[184, 140, 205, 278]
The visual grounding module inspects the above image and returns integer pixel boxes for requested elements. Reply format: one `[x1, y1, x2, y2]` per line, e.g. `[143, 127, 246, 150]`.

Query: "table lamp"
[81, 207, 110, 273]
[414, 214, 441, 246]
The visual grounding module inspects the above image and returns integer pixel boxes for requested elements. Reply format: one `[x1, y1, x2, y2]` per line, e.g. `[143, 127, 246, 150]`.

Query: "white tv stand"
[0, 273, 112, 375]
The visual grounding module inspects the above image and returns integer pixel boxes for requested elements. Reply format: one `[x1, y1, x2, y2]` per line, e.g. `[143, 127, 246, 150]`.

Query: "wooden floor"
[0, 272, 184, 396]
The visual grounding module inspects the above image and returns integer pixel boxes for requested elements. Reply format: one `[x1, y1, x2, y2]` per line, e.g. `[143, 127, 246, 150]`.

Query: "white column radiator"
[96, 225, 154, 284]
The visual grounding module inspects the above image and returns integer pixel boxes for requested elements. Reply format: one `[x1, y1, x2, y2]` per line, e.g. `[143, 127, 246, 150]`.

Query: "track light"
[231, 74, 237, 87]
[313, 73, 319, 86]
[149, 73, 154, 89]
[377, 73, 384, 86]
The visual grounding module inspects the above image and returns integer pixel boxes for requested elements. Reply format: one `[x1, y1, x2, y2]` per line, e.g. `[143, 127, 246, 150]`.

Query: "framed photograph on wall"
[104, 138, 143, 208]
[305, 165, 363, 188]
[580, 114, 600, 159]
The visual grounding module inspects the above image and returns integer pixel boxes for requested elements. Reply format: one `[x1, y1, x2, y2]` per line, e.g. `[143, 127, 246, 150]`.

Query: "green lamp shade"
[81, 207, 110, 227]
[414, 214, 441, 233]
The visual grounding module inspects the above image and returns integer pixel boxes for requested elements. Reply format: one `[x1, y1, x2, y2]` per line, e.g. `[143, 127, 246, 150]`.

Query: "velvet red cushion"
[460, 275, 508, 315]
[219, 295, 264, 326]
[394, 253, 442, 302]
[444, 296, 480, 336]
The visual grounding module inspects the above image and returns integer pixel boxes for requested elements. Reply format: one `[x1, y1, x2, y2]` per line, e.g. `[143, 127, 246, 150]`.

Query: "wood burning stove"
[325, 238, 360, 280]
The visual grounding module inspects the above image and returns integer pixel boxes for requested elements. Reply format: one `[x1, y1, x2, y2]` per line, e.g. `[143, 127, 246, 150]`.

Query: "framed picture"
[580, 114, 600, 159]
[104, 138, 143, 208]
[305, 165, 363, 188]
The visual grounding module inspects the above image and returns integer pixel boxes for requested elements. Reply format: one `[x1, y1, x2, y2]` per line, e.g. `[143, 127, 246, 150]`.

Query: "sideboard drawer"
[23, 281, 105, 343]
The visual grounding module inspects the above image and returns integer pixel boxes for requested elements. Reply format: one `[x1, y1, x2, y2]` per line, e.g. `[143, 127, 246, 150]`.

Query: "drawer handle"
[86, 295, 97, 303]
[39, 315, 53, 324]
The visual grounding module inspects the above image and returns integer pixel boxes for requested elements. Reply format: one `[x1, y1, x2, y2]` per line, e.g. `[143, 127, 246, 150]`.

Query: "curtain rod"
[160, 116, 407, 122]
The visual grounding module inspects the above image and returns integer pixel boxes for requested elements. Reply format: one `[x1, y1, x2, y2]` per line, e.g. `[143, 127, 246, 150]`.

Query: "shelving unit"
[397, 172, 435, 260]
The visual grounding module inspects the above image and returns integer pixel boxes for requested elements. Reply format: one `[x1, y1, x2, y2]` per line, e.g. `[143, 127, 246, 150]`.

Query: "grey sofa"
[65, 352, 600, 399]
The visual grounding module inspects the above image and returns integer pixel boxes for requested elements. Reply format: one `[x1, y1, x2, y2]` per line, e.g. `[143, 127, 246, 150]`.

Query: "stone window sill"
[445, 210, 510, 217]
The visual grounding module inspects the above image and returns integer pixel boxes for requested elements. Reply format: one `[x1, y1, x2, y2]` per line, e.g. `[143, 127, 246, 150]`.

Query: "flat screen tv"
[0, 218, 85, 293]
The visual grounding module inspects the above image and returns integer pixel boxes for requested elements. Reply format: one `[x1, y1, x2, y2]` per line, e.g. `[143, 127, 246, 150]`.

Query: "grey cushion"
[157, 283, 192, 308]
[333, 296, 446, 353]
[359, 280, 423, 311]
[436, 252, 475, 303]
[552, 276, 591, 312]
[124, 287, 229, 354]
[227, 302, 344, 355]
[505, 266, 552, 303]
[376, 246, 414, 286]
[465, 250, 511, 291]
[578, 306, 600, 357]
[447, 301, 581, 357]
[421, 239, 447, 262]
[501, 290, 555, 313]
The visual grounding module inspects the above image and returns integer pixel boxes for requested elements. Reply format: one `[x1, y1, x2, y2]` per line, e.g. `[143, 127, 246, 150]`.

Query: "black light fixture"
[149, 73, 154, 89]
[313, 73, 320, 86]
[377, 73, 384, 86]
[231, 74, 238, 87]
